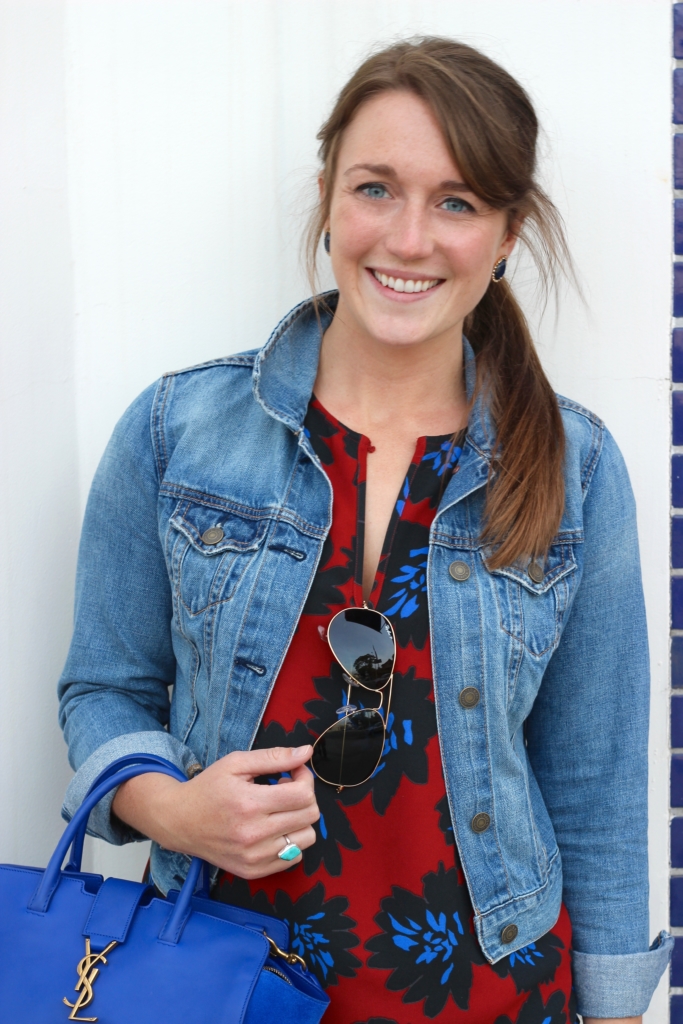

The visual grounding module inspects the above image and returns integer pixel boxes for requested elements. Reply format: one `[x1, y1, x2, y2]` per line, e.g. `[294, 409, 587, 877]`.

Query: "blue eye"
[359, 183, 390, 200]
[441, 196, 473, 213]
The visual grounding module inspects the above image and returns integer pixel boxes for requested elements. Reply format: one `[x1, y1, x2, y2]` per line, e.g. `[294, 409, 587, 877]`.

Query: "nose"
[384, 199, 434, 263]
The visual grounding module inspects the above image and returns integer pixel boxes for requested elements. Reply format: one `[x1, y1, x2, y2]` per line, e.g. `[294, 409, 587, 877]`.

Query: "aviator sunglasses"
[310, 607, 396, 791]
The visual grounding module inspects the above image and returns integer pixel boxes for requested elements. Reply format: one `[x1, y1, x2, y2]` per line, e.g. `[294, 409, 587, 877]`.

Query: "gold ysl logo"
[63, 937, 117, 1021]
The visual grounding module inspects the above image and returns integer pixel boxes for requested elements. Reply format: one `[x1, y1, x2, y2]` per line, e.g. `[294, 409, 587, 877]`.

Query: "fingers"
[228, 745, 312, 780]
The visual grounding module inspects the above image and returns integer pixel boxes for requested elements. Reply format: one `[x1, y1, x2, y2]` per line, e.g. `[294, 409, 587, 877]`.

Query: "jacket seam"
[477, 845, 561, 922]
[160, 485, 327, 539]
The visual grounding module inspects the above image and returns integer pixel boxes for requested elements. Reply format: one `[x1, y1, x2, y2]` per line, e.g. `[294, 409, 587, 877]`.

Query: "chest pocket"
[486, 544, 578, 656]
[168, 500, 269, 615]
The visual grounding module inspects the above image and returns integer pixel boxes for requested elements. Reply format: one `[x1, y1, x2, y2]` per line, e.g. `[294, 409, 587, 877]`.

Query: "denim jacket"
[59, 294, 672, 1018]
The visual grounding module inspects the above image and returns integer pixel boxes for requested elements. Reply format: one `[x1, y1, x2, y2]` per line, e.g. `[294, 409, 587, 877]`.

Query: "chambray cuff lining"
[61, 730, 200, 845]
[572, 931, 673, 1018]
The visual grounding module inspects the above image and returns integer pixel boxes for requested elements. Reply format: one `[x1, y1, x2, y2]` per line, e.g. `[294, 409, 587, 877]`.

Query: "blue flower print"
[274, 883, 362, 988]
[490, 930, 564, 993]
[422, 440, 463, 478]
[493, 987, 570, 1024]
[384, 546, 429, 620]
[378, 520, 431, 649]
[366, 863, 485, 1017]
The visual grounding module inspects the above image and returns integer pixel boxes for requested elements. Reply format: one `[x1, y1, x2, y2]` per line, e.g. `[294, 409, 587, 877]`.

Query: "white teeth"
[373, 270, 439, 293]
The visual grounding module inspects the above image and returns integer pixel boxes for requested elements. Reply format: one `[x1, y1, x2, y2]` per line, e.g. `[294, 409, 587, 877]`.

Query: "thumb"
[230, 744, 312, 780]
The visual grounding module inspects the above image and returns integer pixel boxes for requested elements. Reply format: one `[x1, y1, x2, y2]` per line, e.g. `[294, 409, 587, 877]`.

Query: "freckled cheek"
[330, 205, 386, 265]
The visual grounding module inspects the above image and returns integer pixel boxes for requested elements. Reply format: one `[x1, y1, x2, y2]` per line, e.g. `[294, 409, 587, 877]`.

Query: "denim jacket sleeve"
[526, 424, 672, 1018]
[58, 384, 201, 842]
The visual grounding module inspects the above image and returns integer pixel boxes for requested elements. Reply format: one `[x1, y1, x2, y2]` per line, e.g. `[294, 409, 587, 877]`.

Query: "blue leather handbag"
[0, 753, 330, 1023]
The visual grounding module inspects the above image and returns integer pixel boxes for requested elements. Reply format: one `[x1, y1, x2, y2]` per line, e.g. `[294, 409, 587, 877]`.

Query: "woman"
[58, 38, 671, 1024]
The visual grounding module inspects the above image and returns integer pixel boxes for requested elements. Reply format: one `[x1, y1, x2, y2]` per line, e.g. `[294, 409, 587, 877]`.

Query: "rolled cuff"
[572, 930, 674, 1018]
[61, 730, 201, 845]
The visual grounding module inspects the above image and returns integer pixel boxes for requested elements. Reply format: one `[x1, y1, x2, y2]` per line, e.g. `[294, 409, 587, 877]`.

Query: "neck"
[313, 298, 468, 437]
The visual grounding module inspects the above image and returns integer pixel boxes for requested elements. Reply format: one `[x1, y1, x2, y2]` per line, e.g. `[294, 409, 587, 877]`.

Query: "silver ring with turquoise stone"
[277, 835, 301, 862]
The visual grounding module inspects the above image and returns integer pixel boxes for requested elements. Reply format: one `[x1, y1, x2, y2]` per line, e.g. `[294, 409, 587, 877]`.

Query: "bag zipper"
[264, 965, 292, 985]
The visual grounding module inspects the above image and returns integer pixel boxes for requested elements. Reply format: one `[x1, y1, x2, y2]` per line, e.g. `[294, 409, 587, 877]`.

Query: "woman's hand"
[111, 745, 319, 878]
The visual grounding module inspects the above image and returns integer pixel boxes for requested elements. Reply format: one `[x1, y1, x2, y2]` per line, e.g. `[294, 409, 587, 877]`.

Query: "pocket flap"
[487, 544, 577, 594]
[170, 500, 268, 555]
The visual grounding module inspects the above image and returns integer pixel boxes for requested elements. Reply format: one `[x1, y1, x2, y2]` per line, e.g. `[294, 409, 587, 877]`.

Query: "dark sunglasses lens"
[327, 608, 394, 689]
[311, 710, 385, 788]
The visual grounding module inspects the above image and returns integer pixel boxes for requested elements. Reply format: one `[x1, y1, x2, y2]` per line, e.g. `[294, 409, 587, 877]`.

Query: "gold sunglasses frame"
[310, 607, 396, 791]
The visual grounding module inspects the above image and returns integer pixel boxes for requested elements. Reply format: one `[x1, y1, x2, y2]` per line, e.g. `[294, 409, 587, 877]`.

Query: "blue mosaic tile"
[674, 329, 683, 382]
[674, 579, 683, 630]
[673, 994, 683, 1024]
[675, 391, 683, 445]
[676, 201, 683, 255]
[674, 455, 683, 507]
[673, 937, 683, 986]
[675, 263, 683, 316]
[674, 637, 683, 688]
[675, 68, 683, 123]
[672, 753, 683, 806]
[677, 134, 683, 190]
[674, 697, 683, 747]
[673, 818, 683, 867]
[676, 5, 683, 58]
[672, 876, 683, 925]
[674, 518, 683, 568]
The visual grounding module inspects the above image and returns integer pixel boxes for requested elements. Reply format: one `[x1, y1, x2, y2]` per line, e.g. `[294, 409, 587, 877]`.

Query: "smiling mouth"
[371, 269, 442, 294]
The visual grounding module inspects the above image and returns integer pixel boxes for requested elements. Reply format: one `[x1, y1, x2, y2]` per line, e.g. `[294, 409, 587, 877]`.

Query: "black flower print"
[435, 795, 455, 847]
[302, 534, 353, 615]
[490, 930, 564, 993]
[353, 1019, 399, 1024]
[273, 882, 362, 988]
[379, 520, 431, 650]
[366, 862, 485, 1017]
[250, 717, 361, 876]
[304, 403, 339, 465]
[305, 777, 362, 877]
[251, 718, 313, 779]
[409, 434, 465, 508]
[213, 873, 276, 919]
[306, 661, 437, 815]
[493, 988, 568, 1024]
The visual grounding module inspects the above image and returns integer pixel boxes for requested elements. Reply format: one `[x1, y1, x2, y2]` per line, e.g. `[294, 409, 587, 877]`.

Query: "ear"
[317, 175, 325, 202]
[502, 215, 524, 256]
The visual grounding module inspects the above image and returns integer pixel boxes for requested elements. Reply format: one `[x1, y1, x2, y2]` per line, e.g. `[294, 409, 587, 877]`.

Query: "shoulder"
[555, 394, 632, 512]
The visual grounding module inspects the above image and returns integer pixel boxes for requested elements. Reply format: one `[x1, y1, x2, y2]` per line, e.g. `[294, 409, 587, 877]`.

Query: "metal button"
[449, 560, 470, 581]
[528, 561, 544, 584]
[471, 812, 490, 833]
[459, 687, 480, 709]
[201, 527, 224, 546]
[501, 924, 518, 944]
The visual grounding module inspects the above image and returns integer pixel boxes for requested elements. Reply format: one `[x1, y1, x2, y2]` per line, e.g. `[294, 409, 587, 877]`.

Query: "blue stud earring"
[491, 256, 507, 282]
[324, 231, 331, 254]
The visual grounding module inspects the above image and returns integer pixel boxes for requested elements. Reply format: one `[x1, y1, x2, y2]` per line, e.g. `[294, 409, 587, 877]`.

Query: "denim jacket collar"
[252, 290, 495, 462]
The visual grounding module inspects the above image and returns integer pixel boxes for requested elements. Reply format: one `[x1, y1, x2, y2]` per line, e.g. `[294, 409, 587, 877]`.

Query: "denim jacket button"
[528, 560, 544, 583]
[201, 527, 224, 545]
[449, 560, 470, 581]
[471, 812, 490, 833]
[459, 687, 480, 708]
[501, 924, 518, 944]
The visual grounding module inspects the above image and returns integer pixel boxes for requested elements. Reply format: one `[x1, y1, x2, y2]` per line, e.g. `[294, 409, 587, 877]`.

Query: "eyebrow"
[343, 162, 475, 193]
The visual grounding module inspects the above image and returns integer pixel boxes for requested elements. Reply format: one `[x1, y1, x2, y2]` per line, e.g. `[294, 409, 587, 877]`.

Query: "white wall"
[0, 2, 672, 1018]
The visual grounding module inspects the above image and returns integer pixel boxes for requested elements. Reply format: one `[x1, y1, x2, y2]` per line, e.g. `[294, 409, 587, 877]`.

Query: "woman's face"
[325, 90, 515, 350]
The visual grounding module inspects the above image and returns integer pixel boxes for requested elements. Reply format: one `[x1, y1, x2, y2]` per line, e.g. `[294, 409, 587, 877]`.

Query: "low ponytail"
[465, 281, 565, 570]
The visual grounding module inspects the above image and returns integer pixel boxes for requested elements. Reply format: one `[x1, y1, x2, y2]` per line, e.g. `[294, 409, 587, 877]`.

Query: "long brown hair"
[306, 38, 572, 570]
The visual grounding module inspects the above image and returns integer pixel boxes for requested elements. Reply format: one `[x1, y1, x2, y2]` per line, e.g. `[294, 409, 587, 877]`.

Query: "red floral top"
[215, 398, 576, 1024]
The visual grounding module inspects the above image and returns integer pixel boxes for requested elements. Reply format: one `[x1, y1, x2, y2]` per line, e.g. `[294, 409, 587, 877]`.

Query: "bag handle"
[28, 754, 210, 945]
